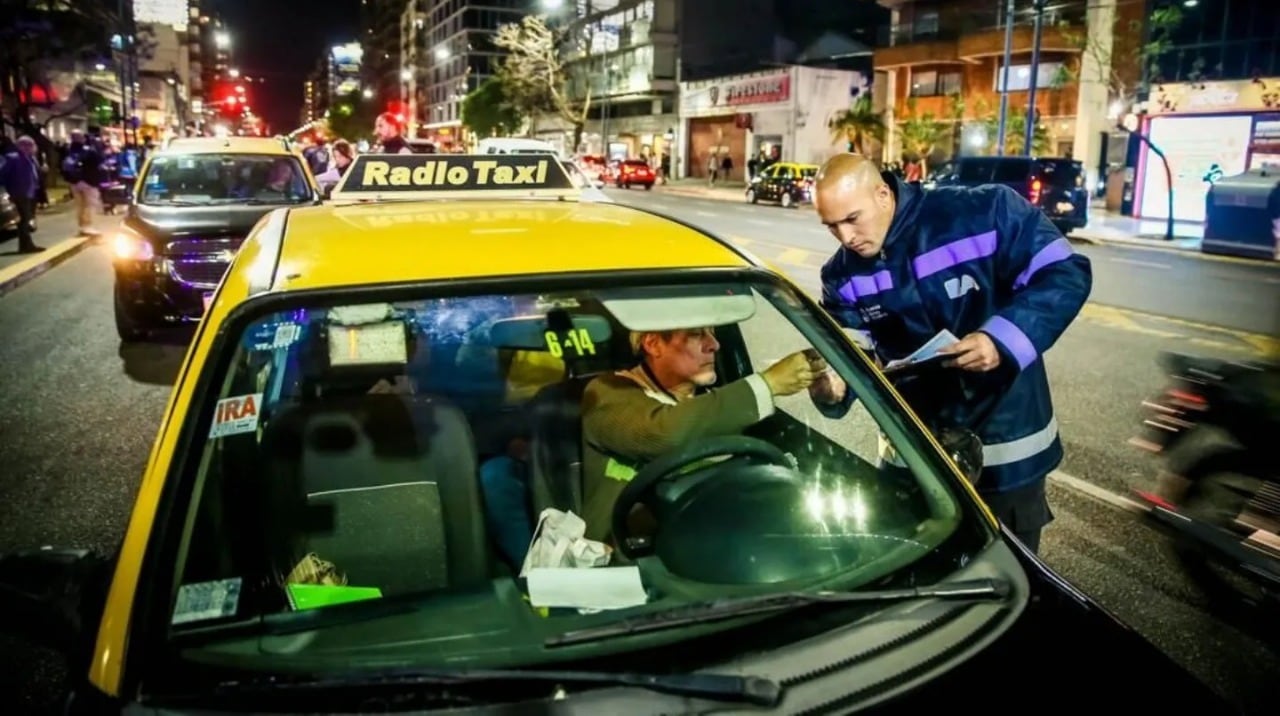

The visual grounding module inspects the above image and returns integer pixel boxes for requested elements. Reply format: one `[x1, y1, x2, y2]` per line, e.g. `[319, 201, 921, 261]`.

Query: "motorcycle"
[1130, 351, 1280, 615]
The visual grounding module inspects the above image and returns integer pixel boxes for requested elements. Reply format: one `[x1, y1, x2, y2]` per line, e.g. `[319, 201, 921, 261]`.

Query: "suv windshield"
[139, 153, 313, 206]
[167, 275, 983, 676]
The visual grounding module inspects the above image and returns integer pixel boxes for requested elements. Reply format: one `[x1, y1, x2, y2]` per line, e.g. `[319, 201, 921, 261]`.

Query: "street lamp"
[435, 46, 450, 61]
[215, 31, 230, 50]
[540, 0, 565, 10]
[228, 68, 240, 79]
[400, 68, 412, 81]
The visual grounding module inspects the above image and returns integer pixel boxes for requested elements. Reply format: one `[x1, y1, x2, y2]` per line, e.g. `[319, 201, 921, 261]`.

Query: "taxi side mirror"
[936, 427, 984, 485]
[0, 547, 111, 654]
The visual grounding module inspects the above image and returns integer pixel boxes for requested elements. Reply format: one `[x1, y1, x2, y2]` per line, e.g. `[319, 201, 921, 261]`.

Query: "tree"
[974, 99, 1051, 156]
[897, 98, 949, 176]
[492, 15, 591, 153]
[0, 0, 124, 138]
[1063, 3, 1189, 239]
[827, 94, 885, 157]
[323, 91, 380, 142]
[461, 76, 524, 139]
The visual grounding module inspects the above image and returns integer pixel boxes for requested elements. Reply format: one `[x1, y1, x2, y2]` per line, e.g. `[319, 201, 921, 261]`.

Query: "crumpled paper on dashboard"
[519, 508, 611, 577]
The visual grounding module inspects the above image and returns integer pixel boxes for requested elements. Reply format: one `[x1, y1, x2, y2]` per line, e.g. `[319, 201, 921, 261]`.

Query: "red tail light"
[1029, 178, 1042, 204]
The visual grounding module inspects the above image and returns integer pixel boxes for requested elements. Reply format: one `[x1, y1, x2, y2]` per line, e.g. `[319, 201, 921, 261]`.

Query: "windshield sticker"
[210, 393, 263, 438]
[243, 320, 303, 352]
[544, 328, 596, 358]
[172, 577, 242, 625]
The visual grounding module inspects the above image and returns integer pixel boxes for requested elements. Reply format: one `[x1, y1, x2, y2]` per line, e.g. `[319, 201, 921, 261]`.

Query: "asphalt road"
[0, 197, 1275, 713]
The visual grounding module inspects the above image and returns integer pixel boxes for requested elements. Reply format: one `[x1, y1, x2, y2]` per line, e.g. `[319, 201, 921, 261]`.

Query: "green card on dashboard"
[287, 583, 383, 611]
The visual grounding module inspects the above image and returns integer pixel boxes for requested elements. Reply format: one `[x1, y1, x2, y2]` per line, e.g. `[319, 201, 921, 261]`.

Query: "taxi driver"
[579, 326, 845, 543]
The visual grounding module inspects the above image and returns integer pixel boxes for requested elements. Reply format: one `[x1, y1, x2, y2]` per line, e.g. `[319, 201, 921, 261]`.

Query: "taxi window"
[166, 278, 976, 677]
[140, 153, 313, 206]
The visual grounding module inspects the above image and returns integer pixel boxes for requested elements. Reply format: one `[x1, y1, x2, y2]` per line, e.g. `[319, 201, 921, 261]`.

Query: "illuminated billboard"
[133, 0, 189, 30]
[330, 42, 363, 98]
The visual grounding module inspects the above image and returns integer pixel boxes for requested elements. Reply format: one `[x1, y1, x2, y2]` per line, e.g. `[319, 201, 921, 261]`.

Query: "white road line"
[1047, 469, 1150, 514]
[1263, 276, 1280, 285]
[694, 210, 718, 217]
[1107, 257, 1172, 270]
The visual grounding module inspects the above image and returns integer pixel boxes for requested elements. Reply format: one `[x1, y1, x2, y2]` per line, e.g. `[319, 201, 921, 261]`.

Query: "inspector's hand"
[761, 351, 817, 396]
[939, 331, 1002, 372]
[802, 348, 847, 404]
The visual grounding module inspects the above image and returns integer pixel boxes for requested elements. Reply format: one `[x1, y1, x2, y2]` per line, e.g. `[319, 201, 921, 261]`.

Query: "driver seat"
[527, 360, 602, 517]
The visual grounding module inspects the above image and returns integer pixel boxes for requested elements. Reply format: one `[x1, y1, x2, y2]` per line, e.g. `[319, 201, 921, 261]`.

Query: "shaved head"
[813, 153, 896, 257]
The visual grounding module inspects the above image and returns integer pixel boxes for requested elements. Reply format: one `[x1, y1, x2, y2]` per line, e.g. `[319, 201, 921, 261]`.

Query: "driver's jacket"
[820, 175, 1092, 494]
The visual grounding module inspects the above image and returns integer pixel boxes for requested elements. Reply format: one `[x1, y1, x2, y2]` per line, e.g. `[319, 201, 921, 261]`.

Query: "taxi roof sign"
[329, 153, 581, 202]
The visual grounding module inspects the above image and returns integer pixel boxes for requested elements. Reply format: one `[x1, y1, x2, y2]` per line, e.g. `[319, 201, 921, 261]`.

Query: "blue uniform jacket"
[820, 175, 1092, 493]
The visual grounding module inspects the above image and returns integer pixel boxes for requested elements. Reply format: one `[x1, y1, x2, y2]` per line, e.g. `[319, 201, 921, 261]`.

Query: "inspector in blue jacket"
[810, 154, 1092, 553]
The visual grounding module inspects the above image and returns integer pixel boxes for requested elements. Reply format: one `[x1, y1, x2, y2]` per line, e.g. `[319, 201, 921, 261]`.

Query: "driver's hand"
[761, 351, 817, 396]
[802, 349, 847, 404]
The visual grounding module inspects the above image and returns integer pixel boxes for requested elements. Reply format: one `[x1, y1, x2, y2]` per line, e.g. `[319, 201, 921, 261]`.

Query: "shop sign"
[1149, 78, 1280, 115]
[717, 74, 791, 107]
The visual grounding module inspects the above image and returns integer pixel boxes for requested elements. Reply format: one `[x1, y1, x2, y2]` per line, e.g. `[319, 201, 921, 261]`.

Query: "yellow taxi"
[745, 161, 820, 208]
[0, 154, 1230, 712]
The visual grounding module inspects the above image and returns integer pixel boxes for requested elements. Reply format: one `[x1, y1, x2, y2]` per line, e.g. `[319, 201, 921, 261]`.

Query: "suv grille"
[170, 258, 230, 287]
[164, 237, 244, 289]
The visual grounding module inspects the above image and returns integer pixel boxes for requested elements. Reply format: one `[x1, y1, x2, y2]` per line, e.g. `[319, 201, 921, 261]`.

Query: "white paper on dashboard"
[526, 566, 648, 610]
[885, 329, 960, 370]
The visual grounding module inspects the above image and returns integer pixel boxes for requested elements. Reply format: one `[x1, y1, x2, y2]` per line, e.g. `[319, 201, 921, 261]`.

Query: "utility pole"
[995, 0, 1015, 155]
[1024, 0, 1047, 156]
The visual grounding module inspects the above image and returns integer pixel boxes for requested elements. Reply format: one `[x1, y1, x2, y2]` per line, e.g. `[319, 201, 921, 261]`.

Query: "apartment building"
[873, 0, 1088, 164]
[540, 0, 680, 159]
[404, 0, 527, 148]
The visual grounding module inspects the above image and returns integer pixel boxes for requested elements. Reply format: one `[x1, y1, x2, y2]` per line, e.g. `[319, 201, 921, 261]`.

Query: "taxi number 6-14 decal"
[544, 328, 596, 358]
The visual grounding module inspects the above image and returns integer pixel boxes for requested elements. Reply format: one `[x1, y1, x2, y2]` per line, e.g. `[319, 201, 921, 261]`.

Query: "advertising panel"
[1139, 114, 1254, 222]
[132, 0, 188, 30]
[330, 43, 363, 98]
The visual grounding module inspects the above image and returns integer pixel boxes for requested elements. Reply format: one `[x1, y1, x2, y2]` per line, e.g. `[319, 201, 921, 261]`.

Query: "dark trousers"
[13, 196, 36, 250]
[980, 478, 1054, 554]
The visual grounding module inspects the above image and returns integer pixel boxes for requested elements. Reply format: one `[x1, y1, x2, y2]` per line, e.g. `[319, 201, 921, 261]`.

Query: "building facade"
[404, 0, 527, 149]
[677, 65, 868, 181]
[872, 0, 1086, 166]
[537, 0, 680, 160]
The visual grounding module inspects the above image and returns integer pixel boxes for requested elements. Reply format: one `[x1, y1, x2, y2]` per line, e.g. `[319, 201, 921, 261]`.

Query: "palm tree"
[897, 98, 947, 177]
[828, 94, 886, 157]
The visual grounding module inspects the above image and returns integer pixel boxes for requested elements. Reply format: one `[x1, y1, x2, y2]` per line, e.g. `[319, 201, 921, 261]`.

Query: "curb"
[0, 236, 95, 298]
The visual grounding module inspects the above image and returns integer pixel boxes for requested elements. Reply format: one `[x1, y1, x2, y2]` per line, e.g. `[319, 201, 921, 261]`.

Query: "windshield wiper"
[163, 667, 782, 708]
[547, 578, 1010, 648]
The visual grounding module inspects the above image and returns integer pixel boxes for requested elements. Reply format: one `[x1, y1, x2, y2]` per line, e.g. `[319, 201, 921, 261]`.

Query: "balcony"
[874, 4, 1084, 69]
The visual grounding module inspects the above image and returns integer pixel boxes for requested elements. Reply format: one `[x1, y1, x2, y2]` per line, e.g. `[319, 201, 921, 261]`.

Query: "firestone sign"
[714, 74, 791, 107]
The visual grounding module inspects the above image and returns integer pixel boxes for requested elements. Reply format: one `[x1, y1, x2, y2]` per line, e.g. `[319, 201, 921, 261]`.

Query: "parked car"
[930, 156, 1089, 235]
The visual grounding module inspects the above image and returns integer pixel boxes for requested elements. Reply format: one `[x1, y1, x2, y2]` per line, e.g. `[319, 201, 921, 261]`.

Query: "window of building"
[994, 62, 1064, 92]
[909, 70, 961, 97]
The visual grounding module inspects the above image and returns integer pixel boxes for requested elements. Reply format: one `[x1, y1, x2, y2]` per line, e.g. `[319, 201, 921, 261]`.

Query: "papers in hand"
[884, 329, 959, 372]
[526, 566, 648, 610]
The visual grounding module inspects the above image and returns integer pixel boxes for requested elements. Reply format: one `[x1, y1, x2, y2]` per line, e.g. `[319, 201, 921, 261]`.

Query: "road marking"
[694, 210, 718, 217]
[1048, 469, 1150, 514]
[1264, 276, 1280, 285]
[775, 248, 812, 267]
[1106, 257, 1171, 270]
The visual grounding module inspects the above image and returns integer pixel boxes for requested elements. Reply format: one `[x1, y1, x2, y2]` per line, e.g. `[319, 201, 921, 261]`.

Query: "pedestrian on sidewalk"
[706, 153, 719, 186]
[62, 130, 105, 237]
[809, 153, 1092, 554]
[0, 136, 46, 253]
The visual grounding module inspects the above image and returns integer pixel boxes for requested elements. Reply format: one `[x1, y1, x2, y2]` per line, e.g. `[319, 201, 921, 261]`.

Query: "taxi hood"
[124, 203, 281, 245]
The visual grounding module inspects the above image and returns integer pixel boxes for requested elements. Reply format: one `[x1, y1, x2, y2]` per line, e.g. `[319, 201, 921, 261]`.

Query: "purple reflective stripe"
[912, 230, 999, 280]
[1014, 237, 1074, 290]
[982, 315, 1038, 370]
[837, 269, 893, 303]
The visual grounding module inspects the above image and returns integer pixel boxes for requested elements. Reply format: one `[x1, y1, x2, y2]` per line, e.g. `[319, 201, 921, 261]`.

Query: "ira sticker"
[172, 577, 242, 625]
[209, 393, 264, 439]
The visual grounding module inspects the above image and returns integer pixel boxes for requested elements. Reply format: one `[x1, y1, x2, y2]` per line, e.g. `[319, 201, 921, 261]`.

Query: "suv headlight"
[111, 232, 154, 261]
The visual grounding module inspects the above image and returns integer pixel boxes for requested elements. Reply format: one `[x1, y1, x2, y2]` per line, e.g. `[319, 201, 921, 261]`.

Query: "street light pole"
[1023, 0, 1047, 156]
[995, 0, 1015, 156]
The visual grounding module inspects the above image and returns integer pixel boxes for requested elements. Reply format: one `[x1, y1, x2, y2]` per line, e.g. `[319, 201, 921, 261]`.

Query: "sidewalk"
[0, 206, 120, 297]
[655, 178, 748, 202]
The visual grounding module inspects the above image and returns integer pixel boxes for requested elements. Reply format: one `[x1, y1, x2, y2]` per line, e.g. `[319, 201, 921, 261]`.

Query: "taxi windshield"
[139, 153, 313, 206]
[168, 274, 984, 677]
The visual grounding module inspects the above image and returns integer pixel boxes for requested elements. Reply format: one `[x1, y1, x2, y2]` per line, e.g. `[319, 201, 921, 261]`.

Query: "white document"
[885, 329, 960, 371]
[526, 566, 648, 610]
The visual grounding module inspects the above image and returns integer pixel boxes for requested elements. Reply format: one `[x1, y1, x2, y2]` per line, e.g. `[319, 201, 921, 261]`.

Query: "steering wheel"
[610, 435, 793, 560]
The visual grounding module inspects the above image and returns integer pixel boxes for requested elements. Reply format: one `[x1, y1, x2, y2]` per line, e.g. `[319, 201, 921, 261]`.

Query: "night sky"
[210, 0, 359, 132]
